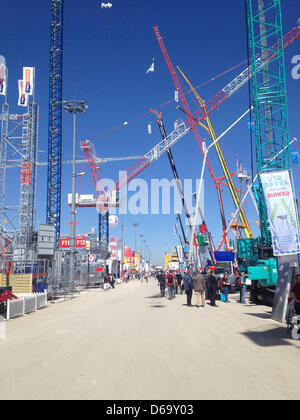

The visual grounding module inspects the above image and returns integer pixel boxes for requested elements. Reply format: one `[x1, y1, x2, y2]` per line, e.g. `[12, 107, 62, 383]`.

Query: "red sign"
[88, 254, 96, 263]
[59, 237, 70, 248]
[76, 237, 86, 248]
[59, 237, 86, 248]
[96, 268, 104, 273]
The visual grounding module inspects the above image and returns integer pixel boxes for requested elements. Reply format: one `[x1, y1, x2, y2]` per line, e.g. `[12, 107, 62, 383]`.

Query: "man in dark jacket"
[176, 273, 183, 295]
[207, 269, 218, 307]
[157, 271, 166, 297]
[183, 270, 194, 306]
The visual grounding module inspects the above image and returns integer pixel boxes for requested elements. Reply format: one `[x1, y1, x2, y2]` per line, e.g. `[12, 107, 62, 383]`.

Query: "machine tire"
[291, 325, 300, 340]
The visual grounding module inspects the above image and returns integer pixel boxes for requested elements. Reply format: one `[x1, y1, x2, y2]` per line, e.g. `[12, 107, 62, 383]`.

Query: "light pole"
[139, 234, 144, 255]
[132, 223, 139, 254]
[143, 239, 146, 266]
[63, 100, 88, 287]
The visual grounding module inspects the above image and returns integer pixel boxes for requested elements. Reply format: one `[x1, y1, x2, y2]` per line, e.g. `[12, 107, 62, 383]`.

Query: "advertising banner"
[0, 64, 7, 96]
[18, 80, 28, 107]
[59, 237, 86, 248]
[109, 237, 118, 259]
[23, 67, 35, 95]
[260, 170, 300, 256]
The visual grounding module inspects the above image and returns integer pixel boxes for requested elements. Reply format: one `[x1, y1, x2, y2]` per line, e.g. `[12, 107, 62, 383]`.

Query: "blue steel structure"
[47, 0, 64, 245]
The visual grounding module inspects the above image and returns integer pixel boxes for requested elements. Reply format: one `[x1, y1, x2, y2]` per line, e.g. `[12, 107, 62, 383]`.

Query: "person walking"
[183, 270, 194, 306]
[222, 273, 230, 303]
[157, 271, 166, 297]
[240, 272, 247, 304]
[176, 272, 183, 295]
[124, 271, 129, 283]
[207, 269, 218, 307]
[193, 270, 206, 307]
[249, 279, 258, 304]
[166, 272, 175, 300]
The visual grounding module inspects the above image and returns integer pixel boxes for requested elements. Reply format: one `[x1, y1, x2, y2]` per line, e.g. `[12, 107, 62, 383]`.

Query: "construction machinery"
[152, 24, 300, 251]
[149, 109, 192, 242]
[177, 66, 252, 246]
[46, 2, 299, 250]
[241, 1, 300, 314]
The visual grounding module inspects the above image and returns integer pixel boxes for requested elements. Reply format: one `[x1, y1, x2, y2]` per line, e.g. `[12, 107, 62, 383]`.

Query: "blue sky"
[1, 0, 300, 264]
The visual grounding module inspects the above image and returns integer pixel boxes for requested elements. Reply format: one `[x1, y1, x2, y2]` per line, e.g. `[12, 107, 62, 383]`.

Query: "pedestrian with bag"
[166, 272, 175, 300]
[222, 273, 230, 303]
[193, 270, 206, 308]
[184, 270, 194, 306]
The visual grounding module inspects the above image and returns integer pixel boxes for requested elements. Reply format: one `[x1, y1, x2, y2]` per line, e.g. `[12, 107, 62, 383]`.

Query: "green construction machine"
[238, 0, 300, 309]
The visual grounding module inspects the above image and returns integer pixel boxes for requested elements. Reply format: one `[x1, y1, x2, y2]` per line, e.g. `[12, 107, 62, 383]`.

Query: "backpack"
[167, 274, 174, 284]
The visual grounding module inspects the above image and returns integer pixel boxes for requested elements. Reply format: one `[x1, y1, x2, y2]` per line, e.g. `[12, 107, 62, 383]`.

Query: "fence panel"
[23, 296, 37, 314]
[7, 299, 24, 320]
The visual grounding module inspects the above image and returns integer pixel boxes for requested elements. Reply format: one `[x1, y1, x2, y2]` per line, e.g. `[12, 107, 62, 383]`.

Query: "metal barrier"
[6, 292, 48, 320]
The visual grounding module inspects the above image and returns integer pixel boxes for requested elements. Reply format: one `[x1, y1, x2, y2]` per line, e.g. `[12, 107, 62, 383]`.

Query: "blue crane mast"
[47, 0, 64, 245]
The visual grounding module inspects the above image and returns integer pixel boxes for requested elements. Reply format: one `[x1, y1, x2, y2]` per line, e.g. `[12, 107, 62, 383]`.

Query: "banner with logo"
[0, 64, 7, 96]
[23, 67, 35, 96]
[109, 237, 118, 259]
[260, 170, 300, 256]
[18, 80, 28, 107]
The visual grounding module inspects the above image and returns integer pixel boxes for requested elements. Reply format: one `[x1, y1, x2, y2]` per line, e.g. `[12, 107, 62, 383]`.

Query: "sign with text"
[59, 237, 87, 248]
[261, 170, 300, 256]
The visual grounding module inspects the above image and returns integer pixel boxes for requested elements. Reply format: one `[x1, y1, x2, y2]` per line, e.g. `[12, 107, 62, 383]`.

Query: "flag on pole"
[291, 149, 299, 165]
[146, 58, 155, 74]
[18, 80, 28, 107]
[23, 67, 35, 96]
[0, 63, 7, 96]
[174, 90, 179, 103]
[174, 223, 178, 236]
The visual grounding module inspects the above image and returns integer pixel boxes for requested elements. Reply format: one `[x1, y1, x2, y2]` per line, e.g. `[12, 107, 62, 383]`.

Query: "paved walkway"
[1, 278, 300, 400]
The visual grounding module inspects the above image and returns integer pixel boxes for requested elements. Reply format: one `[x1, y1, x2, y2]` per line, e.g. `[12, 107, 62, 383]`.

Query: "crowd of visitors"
[156, 269, 254, 307]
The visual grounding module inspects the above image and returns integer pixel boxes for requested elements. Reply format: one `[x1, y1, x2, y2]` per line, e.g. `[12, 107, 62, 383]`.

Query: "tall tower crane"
[46, 6, 299, 249]
[246, 0, 300, 315]
[47, 0, 64, 245]
[153, 24, 299, 249]
[153, 26, 252, 250]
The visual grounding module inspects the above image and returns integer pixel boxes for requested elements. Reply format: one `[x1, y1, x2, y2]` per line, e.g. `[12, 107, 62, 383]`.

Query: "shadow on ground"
[241, 327, 293, 347]
[245, 312, 272, 320]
